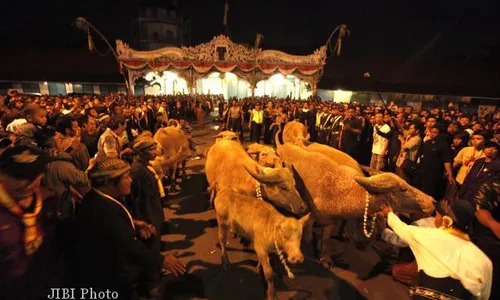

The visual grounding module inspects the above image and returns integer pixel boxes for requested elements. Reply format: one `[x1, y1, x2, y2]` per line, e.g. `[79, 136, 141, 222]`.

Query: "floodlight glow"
[333, 90, 353, 103]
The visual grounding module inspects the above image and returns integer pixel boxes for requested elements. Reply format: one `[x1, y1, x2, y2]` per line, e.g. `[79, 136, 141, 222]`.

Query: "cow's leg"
[255, 261, 262, 273]
[319, 224, 335, 269]
[181, 160, 187, 181]
[229, 226, 237, 239]
[302, 216, 314, 243]
[255, 248, 277, 300]
[169, 165, 178, 192]
[208, 184, 216, 208]
[338, 220, 350, 242]
[217, 218, 230, 270]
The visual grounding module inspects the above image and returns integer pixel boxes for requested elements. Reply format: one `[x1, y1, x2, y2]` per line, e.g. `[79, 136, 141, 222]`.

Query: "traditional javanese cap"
[0, 145, 52, 180]
[133, 131, 157, 153]
[88, 158, 130, 183]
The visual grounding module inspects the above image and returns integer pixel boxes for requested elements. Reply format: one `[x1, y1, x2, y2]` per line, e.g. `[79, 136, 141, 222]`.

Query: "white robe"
[388, 212, 492, 299]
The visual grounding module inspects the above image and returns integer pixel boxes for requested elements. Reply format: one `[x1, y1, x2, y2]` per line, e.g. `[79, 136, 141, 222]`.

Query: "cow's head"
[276, 213, 310, 264]
[354, 172, 435, 214]
[246, 145, 284, 168]
[214, 131, 240, 143]
[282, 121, 310, 147]
[244, 163, 306, 214]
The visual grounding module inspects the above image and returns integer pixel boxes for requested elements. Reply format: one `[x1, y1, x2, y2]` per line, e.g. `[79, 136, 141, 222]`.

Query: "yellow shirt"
[251, 109, 263, 124]
[454, 146, 485, 184]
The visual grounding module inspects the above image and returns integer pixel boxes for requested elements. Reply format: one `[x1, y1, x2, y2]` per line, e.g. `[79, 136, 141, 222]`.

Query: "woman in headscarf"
[381, 200, 492, 299]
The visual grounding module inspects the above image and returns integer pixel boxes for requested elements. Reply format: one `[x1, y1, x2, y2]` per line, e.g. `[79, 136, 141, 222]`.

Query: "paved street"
[160, 121, 409, 300]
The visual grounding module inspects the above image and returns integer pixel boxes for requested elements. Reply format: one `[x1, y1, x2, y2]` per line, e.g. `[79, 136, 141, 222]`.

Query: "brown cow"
[205, 139, 305, 214]
[275, 131, 435, 267]
[154, 126, 192, 191]
[282, 121, 310, 145]
[214, 131, 240, 143]
[215, 188, 310, 300]
[283, 120, 362, 174]
[245, 143, 283, 168]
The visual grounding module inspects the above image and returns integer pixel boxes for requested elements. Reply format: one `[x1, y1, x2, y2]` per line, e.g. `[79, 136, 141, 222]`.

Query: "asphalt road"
[160, 119, 409, 300]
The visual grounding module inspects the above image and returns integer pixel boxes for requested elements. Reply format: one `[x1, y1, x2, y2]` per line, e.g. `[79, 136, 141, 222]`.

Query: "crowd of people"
[218, 96, 500, 299]
[0, 87, 499, 299]
[0, 90, 220, 299]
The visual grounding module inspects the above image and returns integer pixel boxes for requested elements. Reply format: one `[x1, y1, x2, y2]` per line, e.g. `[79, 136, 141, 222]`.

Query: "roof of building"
[1, 43, 499, 98]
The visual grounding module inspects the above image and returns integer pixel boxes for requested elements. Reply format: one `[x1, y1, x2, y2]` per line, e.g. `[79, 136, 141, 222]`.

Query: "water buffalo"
[275, 132, 435, 267]
[205, 139, 305, 214]
[282, 121, 310, 145]
[245, 143, 283, 168]
[154, 126, 193, 191]
[282, 121, 362, 174]
[214, 187, 310, 300]
[214, 131, 240, 143]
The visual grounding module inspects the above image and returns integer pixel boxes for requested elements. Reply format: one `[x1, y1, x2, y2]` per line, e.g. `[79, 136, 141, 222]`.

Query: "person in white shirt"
[369, 212, 436, 285]
[381, 200, 492, 299]
[6, 118, 27, 133]
[371, 112, 391, 170]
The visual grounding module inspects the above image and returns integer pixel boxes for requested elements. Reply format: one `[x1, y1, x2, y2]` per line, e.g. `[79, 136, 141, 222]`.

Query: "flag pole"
[74, 17, 131, 96]
[223, 0, 229, 36]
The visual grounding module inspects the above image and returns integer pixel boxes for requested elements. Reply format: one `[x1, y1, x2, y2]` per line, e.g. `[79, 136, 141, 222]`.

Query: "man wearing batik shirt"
[457, 142, 500, 205]
[0, 146, 59, 300]
[474, 177, 500, 297]
[454, 131, 487, 187]
[95, 116, 132, 160]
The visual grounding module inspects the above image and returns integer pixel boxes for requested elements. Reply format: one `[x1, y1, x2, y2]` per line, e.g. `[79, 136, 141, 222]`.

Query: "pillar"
[311, 82, 318, 97]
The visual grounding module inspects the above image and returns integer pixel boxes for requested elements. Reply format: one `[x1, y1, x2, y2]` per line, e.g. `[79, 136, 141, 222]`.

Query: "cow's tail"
[208, 181, 219, 208]
[161, 147, 183, 168]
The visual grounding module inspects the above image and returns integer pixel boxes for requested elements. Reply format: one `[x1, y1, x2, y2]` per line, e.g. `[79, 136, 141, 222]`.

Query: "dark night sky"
[1, 0, 499, 59]
[1, 0, 500, 94]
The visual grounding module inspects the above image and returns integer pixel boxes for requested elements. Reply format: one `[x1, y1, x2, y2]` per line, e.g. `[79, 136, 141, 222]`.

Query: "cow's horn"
[244, 164, 281, 184]
[354, 173, 399, 193]
[360, 165, 383, 176]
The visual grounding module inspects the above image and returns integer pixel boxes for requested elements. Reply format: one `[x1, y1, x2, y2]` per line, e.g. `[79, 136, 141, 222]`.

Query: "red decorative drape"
[120, 60, 322, 76]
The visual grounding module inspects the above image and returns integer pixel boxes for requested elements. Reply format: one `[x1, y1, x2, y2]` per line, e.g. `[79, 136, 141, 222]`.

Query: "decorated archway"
[117, 35, 327, 99]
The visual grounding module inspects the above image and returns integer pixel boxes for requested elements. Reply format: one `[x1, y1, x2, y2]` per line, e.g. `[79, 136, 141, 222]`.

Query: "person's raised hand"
[380, 204, 393, 218]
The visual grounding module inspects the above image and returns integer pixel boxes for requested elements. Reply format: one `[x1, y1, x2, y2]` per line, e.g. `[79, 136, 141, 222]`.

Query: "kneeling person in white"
[381, 200, 492, 300]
